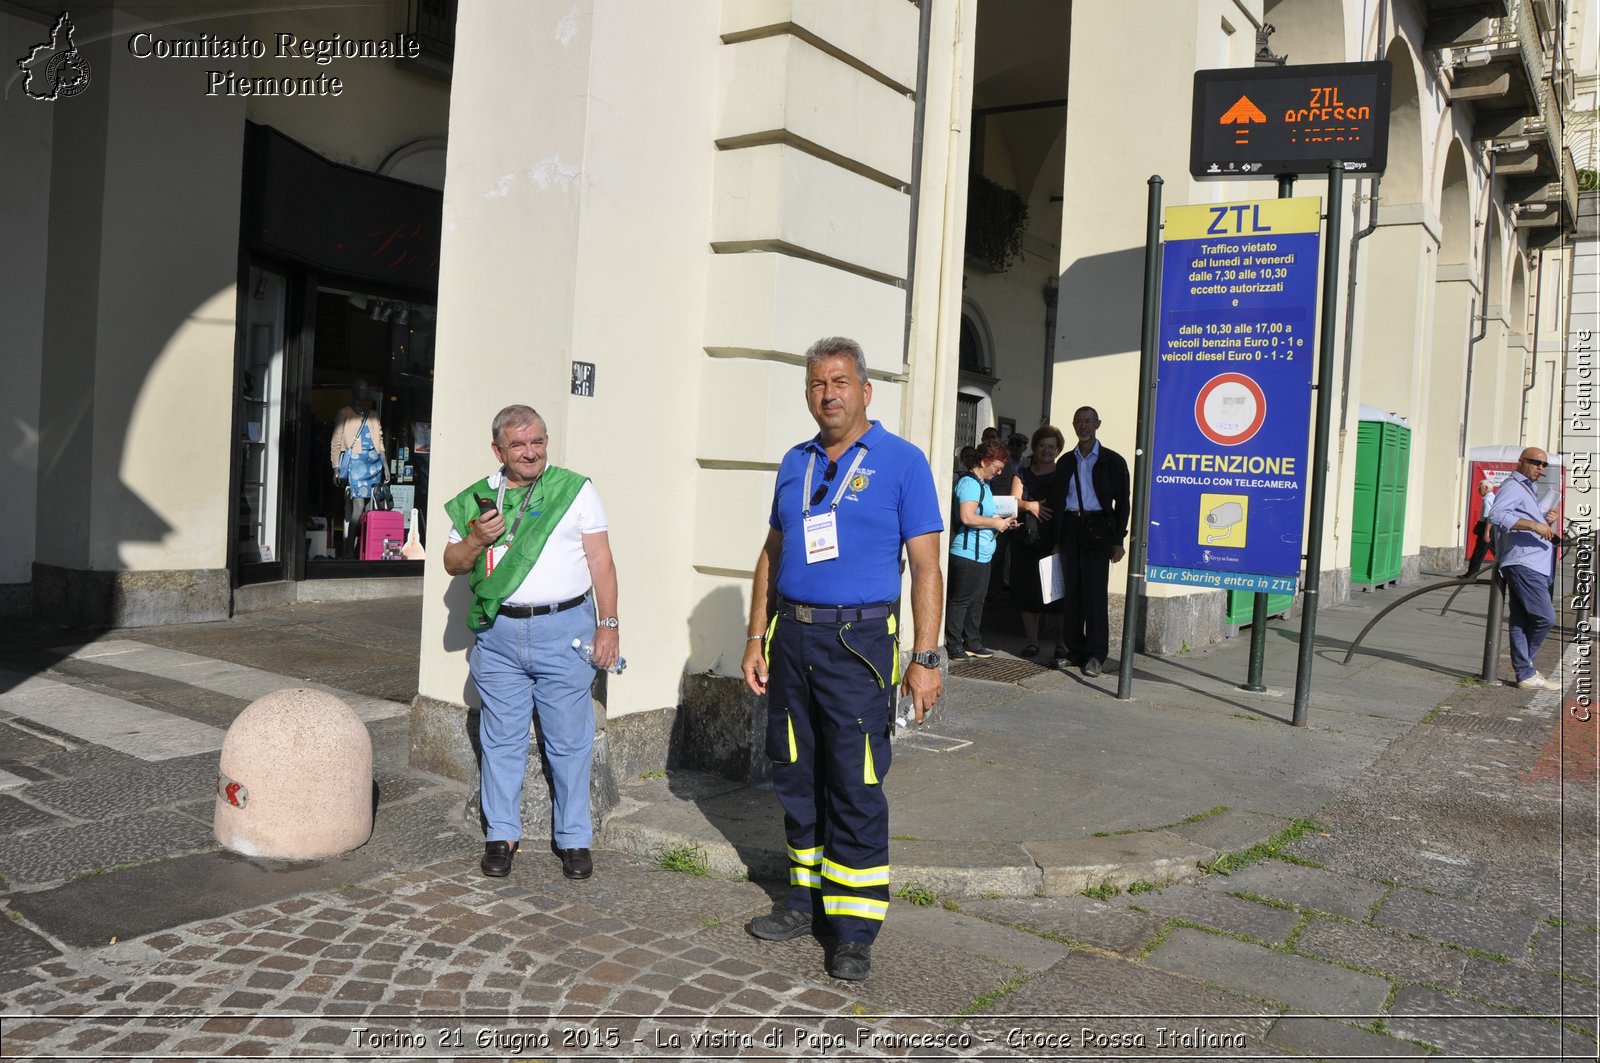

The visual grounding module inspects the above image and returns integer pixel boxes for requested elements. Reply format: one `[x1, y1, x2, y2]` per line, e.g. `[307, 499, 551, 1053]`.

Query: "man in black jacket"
[1054, 406, 1130, 677]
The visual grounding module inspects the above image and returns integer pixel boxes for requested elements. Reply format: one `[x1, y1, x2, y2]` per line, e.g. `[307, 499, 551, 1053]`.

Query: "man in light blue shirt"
[1487, 447, 1558, 689]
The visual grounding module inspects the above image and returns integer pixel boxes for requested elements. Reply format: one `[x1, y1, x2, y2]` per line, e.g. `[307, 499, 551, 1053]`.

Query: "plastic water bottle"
[895, 690, 915, 731]
[572, 638, 626, 674]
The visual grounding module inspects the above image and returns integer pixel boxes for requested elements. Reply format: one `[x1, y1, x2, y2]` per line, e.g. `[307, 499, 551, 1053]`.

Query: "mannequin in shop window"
[330, 379, 388, 556]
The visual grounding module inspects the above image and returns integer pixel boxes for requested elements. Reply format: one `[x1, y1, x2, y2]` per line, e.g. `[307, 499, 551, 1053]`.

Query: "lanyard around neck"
[802, 447, 868, 520]
[495, 473, 542, 546]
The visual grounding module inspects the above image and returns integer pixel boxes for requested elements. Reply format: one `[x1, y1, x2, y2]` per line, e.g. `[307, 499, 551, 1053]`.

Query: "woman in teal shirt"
[946, 441, 1017, 660]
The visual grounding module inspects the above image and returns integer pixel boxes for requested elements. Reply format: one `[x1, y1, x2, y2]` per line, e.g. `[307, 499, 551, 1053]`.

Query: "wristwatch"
[598, 616, 620, 629]
[909, 649, 941, 669]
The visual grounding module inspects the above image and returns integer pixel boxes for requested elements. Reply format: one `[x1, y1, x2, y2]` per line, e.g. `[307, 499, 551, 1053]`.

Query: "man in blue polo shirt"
[1488, 446, 1559, 689]
[740, 336, 944, 982]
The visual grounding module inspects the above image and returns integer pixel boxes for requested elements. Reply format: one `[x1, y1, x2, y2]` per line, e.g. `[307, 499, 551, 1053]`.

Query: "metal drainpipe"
[1518, 250, 1544, 442]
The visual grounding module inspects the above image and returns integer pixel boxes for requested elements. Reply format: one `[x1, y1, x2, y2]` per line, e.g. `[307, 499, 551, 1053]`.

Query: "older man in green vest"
[443, 404, 620, 881]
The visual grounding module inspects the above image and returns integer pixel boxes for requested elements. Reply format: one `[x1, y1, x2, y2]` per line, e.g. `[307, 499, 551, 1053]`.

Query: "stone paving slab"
[0, 672, 225, 762]
[1117, 881, 1303, 944]
[1291, 915, 1467, 987]
[1458, 955, 1592, 1028]
[1385, 984, 1570, 1060]
[1531, 923, 1600, 983]
[892, 839, 1040, 897]
[1208, 859, 1387, 920]
[1024, 833, 1214, 896]
[1373, 884, 1540, 958]
[0, 808, 216, 890]
[957, 895, 1166, 955]
[1472, 861, 1577, 923]
[1261, 1015, 1431, 1060]
[1168, 808, 1288, 855]
[6, 847, 384, 947]
[959, 950, 1282, 1058]
[1146, 928, 1391, 1016]
[888, 902, 1073, 973]
[601, 781, 788, 882]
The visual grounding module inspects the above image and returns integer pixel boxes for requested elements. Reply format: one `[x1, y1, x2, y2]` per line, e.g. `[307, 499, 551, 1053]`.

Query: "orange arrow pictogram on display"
[1219, 95, 1267, 145]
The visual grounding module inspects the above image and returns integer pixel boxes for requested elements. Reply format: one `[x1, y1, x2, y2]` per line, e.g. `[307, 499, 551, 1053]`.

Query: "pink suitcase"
[359, 510, 406, 561]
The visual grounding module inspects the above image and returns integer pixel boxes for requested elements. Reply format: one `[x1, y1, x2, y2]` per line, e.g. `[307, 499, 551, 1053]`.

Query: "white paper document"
[1039, 553, 1063, 604]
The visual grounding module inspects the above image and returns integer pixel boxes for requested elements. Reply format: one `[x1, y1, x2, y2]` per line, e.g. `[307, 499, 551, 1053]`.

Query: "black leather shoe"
[554, 845, 593, 880]
[1082, 658, 1103, 678]
[828, 940, 872, 981]
[480, 840, 517, 877]
[746, 907, 813, 941]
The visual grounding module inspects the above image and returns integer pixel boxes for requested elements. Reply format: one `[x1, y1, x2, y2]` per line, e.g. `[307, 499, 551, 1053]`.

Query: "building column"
[1418, 269, 1477, 570]
[412, 0, 929, 797]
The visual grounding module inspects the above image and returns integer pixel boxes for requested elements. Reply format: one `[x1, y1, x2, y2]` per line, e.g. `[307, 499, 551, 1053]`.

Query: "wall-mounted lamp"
[1454, 50, 1494, 68]
[1487, 138, 1530, 153]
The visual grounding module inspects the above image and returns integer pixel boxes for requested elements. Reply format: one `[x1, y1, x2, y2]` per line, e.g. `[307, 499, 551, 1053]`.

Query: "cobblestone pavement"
[3, 660, 1595, 1060]
[2, 600, 1596, 1059]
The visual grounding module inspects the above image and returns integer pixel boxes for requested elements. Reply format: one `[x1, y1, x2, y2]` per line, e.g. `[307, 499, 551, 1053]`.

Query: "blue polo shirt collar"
[805, 420, 886, 458]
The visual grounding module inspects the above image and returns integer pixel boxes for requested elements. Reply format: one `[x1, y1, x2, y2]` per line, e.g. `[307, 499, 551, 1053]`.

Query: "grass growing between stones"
[655, 844, 711, 877]
[953, 973, 1030, 1021]
[895, 882, 937, 907]
[1203, 818, 1323, 875]
[638, 769, 666, 780]
[1440, 941, 1513, 964]
[1091, 805, 1228, 838]
[1082, 881, 1121, 901]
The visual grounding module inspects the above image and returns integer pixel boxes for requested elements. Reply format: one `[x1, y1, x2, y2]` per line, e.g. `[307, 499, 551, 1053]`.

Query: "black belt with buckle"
[778, 598, 894, 624]
[498, 594, 588, 619]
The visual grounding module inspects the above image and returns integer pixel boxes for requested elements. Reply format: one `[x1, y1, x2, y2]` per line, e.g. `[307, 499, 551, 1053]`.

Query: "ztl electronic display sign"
[1191, 61, 1391, 179]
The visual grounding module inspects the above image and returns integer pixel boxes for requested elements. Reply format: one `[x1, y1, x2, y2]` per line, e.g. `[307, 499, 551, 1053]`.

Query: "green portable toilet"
[1351, 405, 1411, 587]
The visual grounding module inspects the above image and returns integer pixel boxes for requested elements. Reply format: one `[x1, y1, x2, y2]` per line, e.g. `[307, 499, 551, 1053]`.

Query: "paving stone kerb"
[213, 688, 372, 860]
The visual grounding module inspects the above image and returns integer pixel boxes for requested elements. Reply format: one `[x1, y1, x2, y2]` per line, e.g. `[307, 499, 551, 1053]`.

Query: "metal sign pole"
[1291, 161, 1345, 726]
[1118, 175, 1164, 701]
[1243, 172, 1300, 693]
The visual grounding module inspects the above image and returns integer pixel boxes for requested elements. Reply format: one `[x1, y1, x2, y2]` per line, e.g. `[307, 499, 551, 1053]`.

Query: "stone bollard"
[214, 688, 373, 859]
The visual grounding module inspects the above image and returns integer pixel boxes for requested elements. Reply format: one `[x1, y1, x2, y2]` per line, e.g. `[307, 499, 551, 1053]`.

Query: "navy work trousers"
[764, 612, 896, 944]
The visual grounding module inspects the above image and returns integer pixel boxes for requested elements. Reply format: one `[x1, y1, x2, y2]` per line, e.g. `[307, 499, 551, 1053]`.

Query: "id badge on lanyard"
[804, 511, 839, 563]
[801, 449, 866, 565]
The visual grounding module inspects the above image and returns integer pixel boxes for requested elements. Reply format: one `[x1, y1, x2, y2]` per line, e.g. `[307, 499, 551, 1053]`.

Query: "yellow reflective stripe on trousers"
[821, 895, 889, 921]
[789, 867, 822, 889]
[863, 733, 878, 785]
[786, 714, 797, 762]
[787, 844, 823, 866]
[887, 613, 901, 686]
[821, 858, 890, 888]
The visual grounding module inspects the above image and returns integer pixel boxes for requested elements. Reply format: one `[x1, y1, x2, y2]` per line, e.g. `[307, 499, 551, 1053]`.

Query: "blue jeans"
[1501, 564, 1555, 682]
[472, 601, 597, 846]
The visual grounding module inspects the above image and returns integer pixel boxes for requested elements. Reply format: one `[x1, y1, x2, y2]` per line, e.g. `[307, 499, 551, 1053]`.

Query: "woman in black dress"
[1010, 424, 1066, 658]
